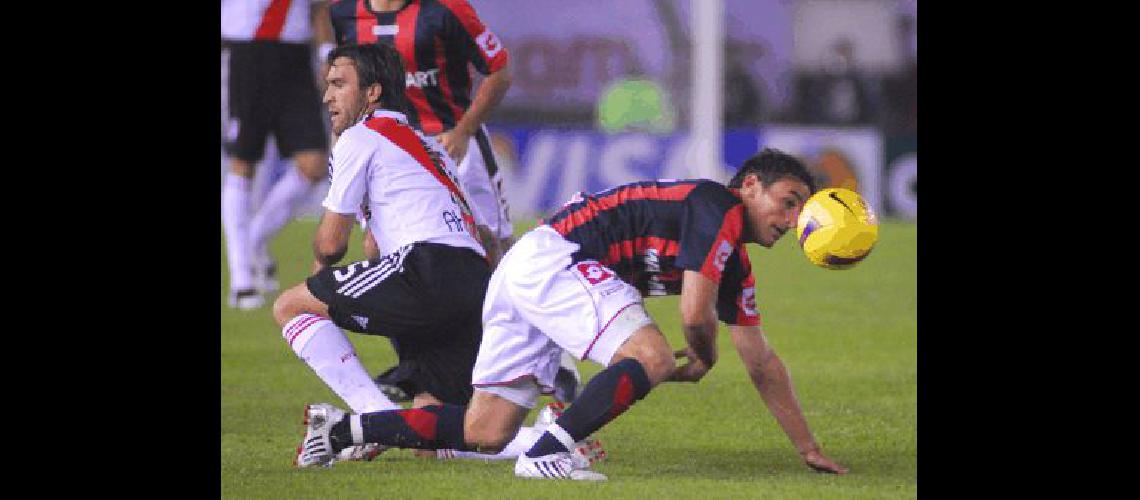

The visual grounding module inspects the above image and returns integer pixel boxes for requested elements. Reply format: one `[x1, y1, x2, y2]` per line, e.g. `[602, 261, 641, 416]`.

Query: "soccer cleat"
[336, 443, 386, 462]
[228, 288, 264, 310]
[535, 402, 607, 466]
[294, 403, 346, 468]
[535, 401, 564, 428]
[514, 452, 607, 481]
[553, 351, 581, 404]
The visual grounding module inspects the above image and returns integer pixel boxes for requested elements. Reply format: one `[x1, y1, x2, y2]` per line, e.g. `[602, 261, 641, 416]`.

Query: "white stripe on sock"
[350, 415, 364, 445]
[545, 424, 577, 454]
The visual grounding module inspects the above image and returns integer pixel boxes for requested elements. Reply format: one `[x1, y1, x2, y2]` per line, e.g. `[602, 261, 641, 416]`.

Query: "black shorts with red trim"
[306, 242, 490, 405]
[224, 41, 327, 163]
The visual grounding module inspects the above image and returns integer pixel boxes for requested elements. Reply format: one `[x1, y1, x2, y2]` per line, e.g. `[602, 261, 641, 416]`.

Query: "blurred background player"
[322, 0, 581, 407]
[222, 0, 333, 309]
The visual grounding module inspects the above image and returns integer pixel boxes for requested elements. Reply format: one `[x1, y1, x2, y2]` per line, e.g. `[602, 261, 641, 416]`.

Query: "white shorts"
[456, 126, 513, 240]
[472, 226, 654, 408]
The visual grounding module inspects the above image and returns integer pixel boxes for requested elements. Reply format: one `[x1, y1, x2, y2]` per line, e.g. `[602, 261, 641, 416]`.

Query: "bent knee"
[273, 285, 314, 327]
[640, 349, 676, 385]
[463, 427, 514, 454]
[614, 327, 676, 385]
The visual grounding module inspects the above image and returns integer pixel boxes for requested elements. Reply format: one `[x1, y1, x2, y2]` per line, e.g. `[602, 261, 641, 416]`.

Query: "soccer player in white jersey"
[294, 149, 849, 480]
[274, 43, 597, 465]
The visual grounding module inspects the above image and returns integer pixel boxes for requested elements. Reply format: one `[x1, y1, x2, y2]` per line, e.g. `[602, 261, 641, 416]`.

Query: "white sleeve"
[322, 128, 373, 215]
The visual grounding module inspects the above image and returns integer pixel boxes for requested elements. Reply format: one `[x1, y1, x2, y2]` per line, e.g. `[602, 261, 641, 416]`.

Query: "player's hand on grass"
[669, 348, 710, 382]
[438, 128, 471, 163]
[801, 448, 848, 475]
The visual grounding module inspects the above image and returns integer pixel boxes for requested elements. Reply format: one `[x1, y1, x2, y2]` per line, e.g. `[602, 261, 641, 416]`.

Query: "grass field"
[221, 218, 916, 499]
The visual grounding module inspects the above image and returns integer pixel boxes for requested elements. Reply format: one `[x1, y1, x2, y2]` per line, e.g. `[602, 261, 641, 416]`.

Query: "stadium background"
[222, 1, 917, 497]
[222, 0, 917, 224]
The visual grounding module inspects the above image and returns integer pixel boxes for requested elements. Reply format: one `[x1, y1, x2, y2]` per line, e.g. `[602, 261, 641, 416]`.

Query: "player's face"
[741, 175, 811, 248]
[324, 57, 368, 136]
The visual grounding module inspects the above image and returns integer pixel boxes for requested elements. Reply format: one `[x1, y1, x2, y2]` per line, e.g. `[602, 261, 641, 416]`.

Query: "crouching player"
[295, 148, 849, 479]
[275, 43, 600, 464]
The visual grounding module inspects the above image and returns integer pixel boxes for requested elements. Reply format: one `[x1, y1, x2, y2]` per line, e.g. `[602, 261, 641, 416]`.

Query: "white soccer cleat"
[535, 402, 607, 466]
[228, 289, 264, 310]
[336, 443, 386, 462]
[294, 403, 346, 468]
[535, 401, 564, 428]
[514, 452, 607, 481]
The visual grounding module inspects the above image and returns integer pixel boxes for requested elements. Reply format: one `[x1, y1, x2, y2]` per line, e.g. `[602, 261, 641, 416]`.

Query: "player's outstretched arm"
[729, 324, 849, 474]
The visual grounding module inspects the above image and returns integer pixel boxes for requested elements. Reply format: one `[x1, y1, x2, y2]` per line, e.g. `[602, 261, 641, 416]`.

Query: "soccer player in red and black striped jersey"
[297, 149, 850, 479]
[325, 0, 514, 260]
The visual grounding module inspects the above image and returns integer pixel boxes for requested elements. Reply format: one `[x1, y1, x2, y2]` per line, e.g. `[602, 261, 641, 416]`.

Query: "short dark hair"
[327, 43, 410, 115]
[727, 148, 817, 193]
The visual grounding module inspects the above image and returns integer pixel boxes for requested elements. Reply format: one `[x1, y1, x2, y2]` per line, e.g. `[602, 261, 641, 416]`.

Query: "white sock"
[222, 172, 254, 291]
[437, 426, 542, 461]
[283, 314, 400, 413]
[250, 166, 314, 262]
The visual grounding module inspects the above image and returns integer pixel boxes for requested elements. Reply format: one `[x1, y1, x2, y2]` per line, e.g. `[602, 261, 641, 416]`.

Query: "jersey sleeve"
[716, 247, 761, 326]
[675, 182, 747, 284]
[322, 127, 373, 215]
[438, 0, 508, 75]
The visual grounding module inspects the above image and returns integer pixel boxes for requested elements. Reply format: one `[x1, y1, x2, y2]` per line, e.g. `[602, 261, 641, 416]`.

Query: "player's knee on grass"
[611, 324, 676, 387]
[463, 391, 529, 453]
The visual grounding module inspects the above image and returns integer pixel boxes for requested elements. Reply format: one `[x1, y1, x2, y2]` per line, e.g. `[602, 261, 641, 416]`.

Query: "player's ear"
[741, 173, 761, 192]
[367, 83, 383, 105]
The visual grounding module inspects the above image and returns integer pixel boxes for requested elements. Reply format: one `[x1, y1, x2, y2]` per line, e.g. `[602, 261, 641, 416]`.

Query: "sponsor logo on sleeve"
[476, 30, 503, 59]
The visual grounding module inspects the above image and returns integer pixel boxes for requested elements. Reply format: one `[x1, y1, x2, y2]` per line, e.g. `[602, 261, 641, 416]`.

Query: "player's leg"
[247, 148, 324, 291]
[524, 322, 674, 459]
[222, 156, 260, 309]
[297, 386, 531, 469]
[473, 228, 612, 479]
[273, 282, 401, 414]
[248, 41, 328, 293]
[223, 42, 271, 310]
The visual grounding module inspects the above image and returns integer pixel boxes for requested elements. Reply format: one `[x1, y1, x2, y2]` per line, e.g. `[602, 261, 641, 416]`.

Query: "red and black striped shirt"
[329, 0, 508, 135]
[543, 180, 760, 326]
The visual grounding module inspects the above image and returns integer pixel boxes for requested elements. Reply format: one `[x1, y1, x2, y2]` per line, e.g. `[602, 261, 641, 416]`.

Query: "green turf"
[222, 218, 916, 499]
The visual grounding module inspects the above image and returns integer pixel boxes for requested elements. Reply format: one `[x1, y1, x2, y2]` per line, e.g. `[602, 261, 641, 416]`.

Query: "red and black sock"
[525, 358, 651, 457]
[332, 405, 469, 451]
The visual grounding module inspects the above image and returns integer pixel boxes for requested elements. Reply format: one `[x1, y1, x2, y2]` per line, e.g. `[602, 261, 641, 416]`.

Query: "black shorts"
[224, 41, 327, 163]
[307, 243, 490, 405]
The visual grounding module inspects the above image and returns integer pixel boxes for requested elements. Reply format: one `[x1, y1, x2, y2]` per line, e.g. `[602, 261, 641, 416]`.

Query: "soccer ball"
[795, 188, 878, 270]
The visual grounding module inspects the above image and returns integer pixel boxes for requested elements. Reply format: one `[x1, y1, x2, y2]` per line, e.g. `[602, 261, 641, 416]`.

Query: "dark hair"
[327, 43, 410, 115]
[727, 148, 817, 193]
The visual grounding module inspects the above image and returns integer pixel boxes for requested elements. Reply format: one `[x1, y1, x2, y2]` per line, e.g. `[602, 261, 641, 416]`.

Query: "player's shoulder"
[686, 180, 740, 205]
[433, 0, 475, 11]
[339, 121, 381, 145]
